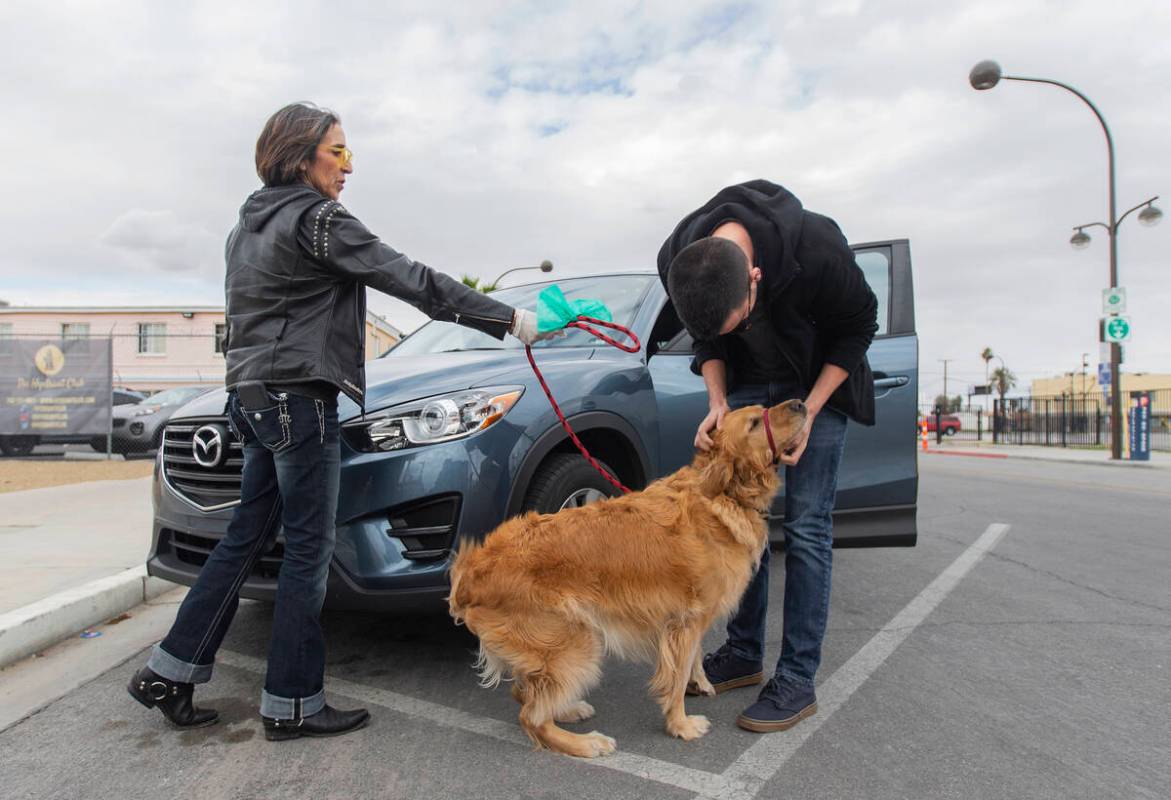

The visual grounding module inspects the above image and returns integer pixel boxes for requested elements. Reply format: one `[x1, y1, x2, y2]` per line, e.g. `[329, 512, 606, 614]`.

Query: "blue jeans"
[148, 390, 340, 719]
[724, 382, 848, 687]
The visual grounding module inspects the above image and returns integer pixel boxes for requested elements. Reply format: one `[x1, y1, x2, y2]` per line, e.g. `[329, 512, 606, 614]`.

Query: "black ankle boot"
[263, 704, 370, 741]
[127, 666, 219, 729]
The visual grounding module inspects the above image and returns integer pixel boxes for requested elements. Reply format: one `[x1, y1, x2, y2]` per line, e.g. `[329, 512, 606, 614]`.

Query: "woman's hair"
[255, 102, 340, 187]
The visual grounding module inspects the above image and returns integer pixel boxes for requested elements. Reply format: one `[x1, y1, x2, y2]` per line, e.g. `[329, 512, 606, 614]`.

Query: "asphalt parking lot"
[2, 456, 1168, 800]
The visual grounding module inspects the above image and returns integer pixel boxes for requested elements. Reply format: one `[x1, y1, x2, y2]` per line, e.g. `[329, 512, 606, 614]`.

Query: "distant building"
[0, 306, 402, 393]
[1030, 372, 1171, 406]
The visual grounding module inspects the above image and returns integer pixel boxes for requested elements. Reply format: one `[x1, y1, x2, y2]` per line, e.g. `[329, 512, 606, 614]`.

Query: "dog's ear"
[698, 455, 733, 498]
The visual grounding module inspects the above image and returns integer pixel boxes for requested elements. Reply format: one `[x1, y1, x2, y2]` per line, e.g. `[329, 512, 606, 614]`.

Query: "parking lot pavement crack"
[907, 618, 1171, 631]
[924, 530, 1171, 616]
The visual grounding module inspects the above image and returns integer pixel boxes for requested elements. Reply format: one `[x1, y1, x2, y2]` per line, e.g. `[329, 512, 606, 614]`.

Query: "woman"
[127, 102, 548, 741]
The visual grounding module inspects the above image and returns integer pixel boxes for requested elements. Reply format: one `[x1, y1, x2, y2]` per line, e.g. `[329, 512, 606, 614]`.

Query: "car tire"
[0, 436, 38, 457]
[944, 428, 957, 436]
[523, 453, 623, 514]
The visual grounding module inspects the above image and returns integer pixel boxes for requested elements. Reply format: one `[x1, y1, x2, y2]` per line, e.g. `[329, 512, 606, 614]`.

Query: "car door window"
[854, 250, 890, 337]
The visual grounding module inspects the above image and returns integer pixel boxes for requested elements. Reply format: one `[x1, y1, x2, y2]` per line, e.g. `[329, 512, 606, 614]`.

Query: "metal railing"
[920, 390, 1170, 452]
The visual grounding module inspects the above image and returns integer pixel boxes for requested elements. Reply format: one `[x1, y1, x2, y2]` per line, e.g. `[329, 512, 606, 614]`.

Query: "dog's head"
[696, 400, 809, 504]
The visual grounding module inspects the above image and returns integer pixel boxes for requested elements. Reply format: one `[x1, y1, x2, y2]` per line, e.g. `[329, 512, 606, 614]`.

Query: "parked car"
[0, 388, 150, 457]
[89, 386, 214, 456]
[922, 414, 962, 435]
[147, 240, 918, 612]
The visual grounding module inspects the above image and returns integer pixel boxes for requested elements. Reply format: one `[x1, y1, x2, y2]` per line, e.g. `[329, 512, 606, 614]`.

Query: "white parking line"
[217, 649, 741, 797]
[221, 521, 1010, 800]
[706, 522, 1012, 800]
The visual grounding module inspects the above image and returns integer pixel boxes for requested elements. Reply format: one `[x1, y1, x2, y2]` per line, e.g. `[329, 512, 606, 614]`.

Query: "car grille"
[162, 528, 284, 581]
[162, 417, 243, 511]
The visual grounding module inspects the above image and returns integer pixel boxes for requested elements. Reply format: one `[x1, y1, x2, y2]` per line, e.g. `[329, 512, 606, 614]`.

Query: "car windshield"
[144, 387, 207, 406]
[386, 274, 654, 356]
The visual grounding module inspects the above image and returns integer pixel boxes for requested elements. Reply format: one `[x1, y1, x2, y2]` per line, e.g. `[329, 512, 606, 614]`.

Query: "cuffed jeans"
[148, 390, 340, 719]
[723, 382, 848, 687]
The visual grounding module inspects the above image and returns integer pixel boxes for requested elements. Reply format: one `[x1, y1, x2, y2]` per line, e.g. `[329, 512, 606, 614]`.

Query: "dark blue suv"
[147, 240, 917, 611]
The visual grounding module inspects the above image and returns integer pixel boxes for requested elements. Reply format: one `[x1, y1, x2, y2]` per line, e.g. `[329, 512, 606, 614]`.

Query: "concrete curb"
[923, 448, 1169, 469]
[0, 566, 176, 670]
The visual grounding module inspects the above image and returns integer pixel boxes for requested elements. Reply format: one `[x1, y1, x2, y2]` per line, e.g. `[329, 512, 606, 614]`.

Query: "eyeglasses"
[326, 145, 353, 168]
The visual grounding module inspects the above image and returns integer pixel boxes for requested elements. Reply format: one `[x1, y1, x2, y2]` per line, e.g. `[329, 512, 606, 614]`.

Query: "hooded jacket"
[223, 185, 515, 407]
[657, 180, 878, 425]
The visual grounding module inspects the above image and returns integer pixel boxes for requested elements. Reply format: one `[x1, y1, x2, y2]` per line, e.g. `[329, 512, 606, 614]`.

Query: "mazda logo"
[192, 424, 227, 468]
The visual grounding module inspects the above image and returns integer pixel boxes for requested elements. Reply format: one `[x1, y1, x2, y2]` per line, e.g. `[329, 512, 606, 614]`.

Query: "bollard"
[921, 418, 929, 451]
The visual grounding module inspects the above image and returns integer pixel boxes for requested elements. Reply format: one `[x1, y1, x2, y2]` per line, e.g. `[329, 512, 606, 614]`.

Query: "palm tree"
[981, 347, 994, 386]
[990, 365, 1016, 405]
[460, 275, 498, 293]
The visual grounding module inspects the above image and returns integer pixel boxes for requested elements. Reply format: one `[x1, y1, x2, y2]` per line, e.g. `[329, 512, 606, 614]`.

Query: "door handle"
[874, 374, 910, 389]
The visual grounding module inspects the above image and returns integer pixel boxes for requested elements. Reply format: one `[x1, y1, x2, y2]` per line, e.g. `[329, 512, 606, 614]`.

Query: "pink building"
[0, 306, 402, 393]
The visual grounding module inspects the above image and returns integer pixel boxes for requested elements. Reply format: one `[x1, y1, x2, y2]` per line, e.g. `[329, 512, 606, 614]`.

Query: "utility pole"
[939, 359, 952, 411]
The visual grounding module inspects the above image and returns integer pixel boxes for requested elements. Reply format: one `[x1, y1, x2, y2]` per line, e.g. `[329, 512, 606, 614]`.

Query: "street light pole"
[968, 60, 1161, 459]
[491, 259, 554, 288]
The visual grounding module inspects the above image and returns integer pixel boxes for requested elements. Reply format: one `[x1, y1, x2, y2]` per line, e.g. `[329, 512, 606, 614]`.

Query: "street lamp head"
[969, 60, 1003, 90]
[539, 259, 554, 273]
[1138, 203, 1163, 227]
[1070, 229, 1092, 250]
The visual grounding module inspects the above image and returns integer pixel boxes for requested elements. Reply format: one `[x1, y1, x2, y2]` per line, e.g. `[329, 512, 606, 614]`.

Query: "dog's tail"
[446, 537, 482, 626]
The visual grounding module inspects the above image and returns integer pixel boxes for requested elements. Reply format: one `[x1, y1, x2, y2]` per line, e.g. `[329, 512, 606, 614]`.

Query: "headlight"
[130, 405, 160, 417]
[342, 387, 524, 453]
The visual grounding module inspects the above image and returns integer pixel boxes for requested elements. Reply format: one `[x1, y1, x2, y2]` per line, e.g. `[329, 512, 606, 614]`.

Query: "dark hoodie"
[657, 180, 878, 425]
[224, 185, 515, 407]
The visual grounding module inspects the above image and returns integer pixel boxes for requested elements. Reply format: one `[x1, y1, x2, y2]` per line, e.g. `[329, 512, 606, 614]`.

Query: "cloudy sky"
[2, 0, 1168, 401]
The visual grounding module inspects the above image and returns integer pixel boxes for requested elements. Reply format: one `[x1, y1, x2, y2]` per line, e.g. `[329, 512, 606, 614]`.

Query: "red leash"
[525, 316, 641, 496]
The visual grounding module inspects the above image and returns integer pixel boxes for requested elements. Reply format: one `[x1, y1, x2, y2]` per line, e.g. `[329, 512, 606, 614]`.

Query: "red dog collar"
[763, 406, 779, 462]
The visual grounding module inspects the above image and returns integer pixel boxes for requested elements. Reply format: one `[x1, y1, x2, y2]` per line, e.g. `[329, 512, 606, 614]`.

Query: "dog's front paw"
[668, 714, 711, 741]
[582, 731, 617, 757]
[687, 677, 716, 697]
[556, 701, 596, 723]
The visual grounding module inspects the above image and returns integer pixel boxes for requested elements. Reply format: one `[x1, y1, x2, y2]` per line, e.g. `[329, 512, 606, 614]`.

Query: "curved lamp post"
[969, 60, 1162, 459]
[491, 259, 553, 288]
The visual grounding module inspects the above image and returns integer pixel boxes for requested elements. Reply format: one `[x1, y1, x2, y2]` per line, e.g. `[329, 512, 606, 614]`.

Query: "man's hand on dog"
[778, 411, 815, 466]
[697, 398, 817, 464]
[695, 402, 730, 451]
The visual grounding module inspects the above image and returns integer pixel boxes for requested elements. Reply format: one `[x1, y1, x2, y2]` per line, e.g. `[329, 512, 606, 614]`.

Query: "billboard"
[0, 338, 112, 435]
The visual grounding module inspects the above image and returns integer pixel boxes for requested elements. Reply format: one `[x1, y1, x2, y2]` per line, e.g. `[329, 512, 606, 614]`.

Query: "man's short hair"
[666, 237, 749, 340]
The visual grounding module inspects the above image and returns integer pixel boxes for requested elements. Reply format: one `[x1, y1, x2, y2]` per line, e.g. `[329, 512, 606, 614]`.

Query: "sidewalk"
[923, 439, 1171, 469]
[0, 478, 178, 667]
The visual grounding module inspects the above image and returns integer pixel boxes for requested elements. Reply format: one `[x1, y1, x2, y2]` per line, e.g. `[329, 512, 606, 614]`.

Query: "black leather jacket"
[223, 185, 515, 407]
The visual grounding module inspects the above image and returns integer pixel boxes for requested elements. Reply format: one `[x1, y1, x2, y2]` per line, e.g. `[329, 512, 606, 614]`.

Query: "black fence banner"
[0, 338, 113, 435]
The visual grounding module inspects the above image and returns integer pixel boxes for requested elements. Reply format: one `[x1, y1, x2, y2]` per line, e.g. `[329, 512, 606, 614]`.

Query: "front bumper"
[147, 418, 519, 612]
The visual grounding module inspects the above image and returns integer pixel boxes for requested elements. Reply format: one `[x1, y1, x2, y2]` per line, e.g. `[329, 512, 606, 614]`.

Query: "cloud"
[1, 0, 1169, 398]
[99, 209, 221, 275]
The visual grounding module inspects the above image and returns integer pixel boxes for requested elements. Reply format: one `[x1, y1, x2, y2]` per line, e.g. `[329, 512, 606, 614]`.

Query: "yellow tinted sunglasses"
[326, 145, 353, 168]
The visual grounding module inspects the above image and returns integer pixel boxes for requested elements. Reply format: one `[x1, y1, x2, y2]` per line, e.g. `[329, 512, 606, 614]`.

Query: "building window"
[214, 323, 227, 355]
[61, 322, 91, 352]
[137, 323, 166, 355]
[61, 322, 90, 339]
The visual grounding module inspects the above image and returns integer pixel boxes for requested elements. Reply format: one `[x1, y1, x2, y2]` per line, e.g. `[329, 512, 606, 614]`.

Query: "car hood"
[112, 399, 198, 420]
[167, 348, 593, 422]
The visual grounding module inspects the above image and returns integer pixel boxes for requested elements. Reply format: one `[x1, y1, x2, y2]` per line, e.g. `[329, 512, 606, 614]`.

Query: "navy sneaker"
[737, 677, 818, 732]
[685, 643, 763, 696]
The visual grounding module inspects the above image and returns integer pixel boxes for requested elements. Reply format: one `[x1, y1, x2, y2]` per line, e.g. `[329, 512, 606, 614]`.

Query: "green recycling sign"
[1103, 316, 1132, 343]
[1102, 287, 1126, 315]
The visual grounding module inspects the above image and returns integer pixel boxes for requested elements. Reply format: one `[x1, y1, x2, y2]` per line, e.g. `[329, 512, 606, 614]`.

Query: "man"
[657, 179, 878, 733]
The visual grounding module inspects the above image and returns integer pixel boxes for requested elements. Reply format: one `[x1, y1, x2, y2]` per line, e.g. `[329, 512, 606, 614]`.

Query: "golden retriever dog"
[447, 399, 807, 758]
